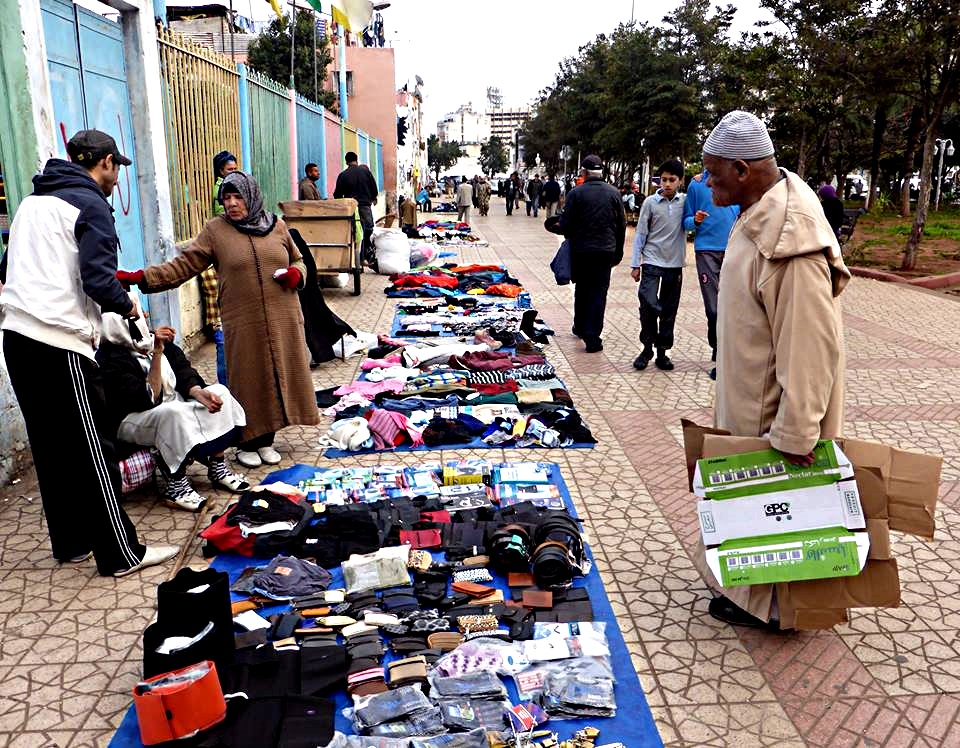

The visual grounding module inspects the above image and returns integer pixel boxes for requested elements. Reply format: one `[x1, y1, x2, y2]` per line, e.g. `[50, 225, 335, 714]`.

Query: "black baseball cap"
[581, 154, 602, 170]
[67, 129, 132, 167]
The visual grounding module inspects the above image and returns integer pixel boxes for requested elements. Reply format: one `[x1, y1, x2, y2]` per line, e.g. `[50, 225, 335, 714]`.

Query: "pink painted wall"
[324, 112, 343, 197]
[341, 47, 397, 193]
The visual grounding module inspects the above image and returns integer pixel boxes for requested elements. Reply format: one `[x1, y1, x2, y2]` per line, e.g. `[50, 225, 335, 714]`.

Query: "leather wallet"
[522, 590, 553, 609]
[298, 607, 331, 617]
[387, 655, 428, 685]
[508, 572, 535, 587]
[390, 637, 430, 654]
[451, 581, 497, 597]
[348, 642, 384, 661]
[231, 600, 259, 616]
[427, 632, 464, 651]
[341, 622, 378, 639]
[317, 615, 357, 628]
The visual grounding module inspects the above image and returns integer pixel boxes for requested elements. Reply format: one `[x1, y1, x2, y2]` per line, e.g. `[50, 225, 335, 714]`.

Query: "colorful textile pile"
[385, 264, 523, 298]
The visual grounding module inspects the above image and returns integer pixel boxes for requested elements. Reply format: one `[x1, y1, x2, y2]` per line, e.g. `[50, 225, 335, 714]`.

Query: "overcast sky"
[385, 0, 778, 134]
[167, 0, 779, 134]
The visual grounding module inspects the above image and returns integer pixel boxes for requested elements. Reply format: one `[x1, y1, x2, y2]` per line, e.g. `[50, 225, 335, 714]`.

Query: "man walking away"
[702, 110, 851, 630]
[526, 174, 543, 217]
[684, 169, 738, 379]
[0, 129, 178, 577]
[456, 175, 473, 223]
[632, 160, 687, 372]
[504, 173, 518, 215]
[541, 174, 561, 217]
[298, 162, 322, 200]
[334, 151, 379, 265]
[552, 155, 625, 353]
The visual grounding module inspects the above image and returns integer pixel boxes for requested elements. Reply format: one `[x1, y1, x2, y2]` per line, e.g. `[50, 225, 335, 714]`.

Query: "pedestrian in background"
[504, 172, 518, 215]
[551, 155, 626, 353]
[476, 176, 491, 216]
[631, 159, 686, 372]
[541, 174, 561, 217]
[817, 183, 845, 240]
[526, 174, 543, 217]
[701, 110, 851, 629]
[334, 151, 379, 266]
[0, 129, 177, 577]
[298, 162, 322, 200]
[684, 168, 739, 380]
[456, 175, 474, 223]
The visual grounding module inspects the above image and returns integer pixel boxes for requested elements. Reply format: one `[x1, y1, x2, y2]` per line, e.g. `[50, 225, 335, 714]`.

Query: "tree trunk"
[796, 126, 808, 180]
[866, 100, 889, 211]
[899, 105, 923, 217]
[902, 125, 938, 271]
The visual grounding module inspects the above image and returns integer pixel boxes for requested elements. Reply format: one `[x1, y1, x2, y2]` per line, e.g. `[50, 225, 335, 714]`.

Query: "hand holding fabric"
[116, 269, 145, 288]
[273, 267, 302, 290]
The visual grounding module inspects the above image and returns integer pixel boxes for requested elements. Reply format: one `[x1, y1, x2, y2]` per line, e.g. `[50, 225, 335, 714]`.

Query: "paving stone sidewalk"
[1, 197, 959, 747]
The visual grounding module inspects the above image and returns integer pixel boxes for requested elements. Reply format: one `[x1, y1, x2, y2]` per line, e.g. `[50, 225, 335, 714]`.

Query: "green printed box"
[707, 527, 870, 587]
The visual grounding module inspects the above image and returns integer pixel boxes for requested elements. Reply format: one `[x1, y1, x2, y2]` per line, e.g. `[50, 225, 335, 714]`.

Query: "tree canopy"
[247, 10, 337, 110]
[519, 0, 960, 267]
[427, 135, 465, 180]
[479, 136, 509, 176]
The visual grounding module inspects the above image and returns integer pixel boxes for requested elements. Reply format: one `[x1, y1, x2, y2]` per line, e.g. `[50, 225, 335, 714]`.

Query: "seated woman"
[97, 304, 249, 511]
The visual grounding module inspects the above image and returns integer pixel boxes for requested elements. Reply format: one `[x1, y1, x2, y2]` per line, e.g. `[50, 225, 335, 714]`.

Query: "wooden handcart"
[279, 198, 362, 296]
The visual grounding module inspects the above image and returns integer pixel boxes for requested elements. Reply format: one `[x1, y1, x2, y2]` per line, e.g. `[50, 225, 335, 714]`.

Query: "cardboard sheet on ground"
[109, 463, 661, 747]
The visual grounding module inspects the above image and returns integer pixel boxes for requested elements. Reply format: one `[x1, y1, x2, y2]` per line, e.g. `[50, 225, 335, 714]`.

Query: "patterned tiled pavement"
[1, 197, 960, 746]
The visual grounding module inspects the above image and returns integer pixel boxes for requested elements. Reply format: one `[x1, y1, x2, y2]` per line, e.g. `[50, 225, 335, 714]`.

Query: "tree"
[901, 0, 960, 270]
[478, 136, 509, 176]
[247, 10, 337, 109]
[427, 135, 464, 180]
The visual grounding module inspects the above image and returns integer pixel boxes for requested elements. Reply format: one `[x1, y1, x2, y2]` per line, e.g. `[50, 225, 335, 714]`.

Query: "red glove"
[116, 269, 145, 288]
[273, 266, 302, 290]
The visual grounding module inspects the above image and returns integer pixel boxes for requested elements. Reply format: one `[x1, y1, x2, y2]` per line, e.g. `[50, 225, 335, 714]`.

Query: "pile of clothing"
[415, 220, 487, 247]
[385, 264, 523, 298]
[318, 331, 594, 453]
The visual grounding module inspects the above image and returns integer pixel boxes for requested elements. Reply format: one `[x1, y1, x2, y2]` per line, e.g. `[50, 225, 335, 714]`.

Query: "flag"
[304, 0, 323, 11]
[266, 0, 283, 19]
[330, 0, 372, 32]
[316, 17, 327, 37]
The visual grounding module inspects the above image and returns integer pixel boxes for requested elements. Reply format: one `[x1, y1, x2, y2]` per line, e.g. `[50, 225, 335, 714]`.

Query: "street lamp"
[934, 138, 955, 211]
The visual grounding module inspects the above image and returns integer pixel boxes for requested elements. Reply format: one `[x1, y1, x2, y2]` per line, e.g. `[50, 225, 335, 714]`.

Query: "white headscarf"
[101, 292, 178, 402]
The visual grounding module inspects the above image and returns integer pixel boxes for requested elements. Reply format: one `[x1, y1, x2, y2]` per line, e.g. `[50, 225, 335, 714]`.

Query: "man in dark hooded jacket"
[0, 129, 178, 577]
[551, 155, 625, 353]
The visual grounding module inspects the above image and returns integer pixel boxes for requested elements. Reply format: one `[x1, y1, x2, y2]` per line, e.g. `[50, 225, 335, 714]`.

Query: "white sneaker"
[257, 446, 282, 465]
[113, 545, 180, 577]
[236, 450, 262, 468]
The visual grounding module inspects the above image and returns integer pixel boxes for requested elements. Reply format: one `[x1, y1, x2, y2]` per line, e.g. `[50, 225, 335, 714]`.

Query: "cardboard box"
[693, 441, 871, 587]
[681, 419, 942, 630]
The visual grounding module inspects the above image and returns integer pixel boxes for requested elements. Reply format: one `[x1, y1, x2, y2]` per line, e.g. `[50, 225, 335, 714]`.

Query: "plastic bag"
[427, 670, 507, 699]
[431, 637, 528, 678]
[321, 734, 409, 748]
[333, 331, 378, 358]
[373, 228, 411, 275]
[513, 657, 615, 717]
[342, 544, 412, 594]
[410, 728, 489, 748]
[352, 684, 431, 729]
[523, 621, 609, 661]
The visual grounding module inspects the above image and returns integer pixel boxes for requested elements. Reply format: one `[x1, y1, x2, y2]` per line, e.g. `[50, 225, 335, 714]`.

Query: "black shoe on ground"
[633, 348, 654, 370]
[655, 353, 674, 371]
[708, 596, 780, 630]
[584, 339, 603, 353]
[709, 367, 717, 380]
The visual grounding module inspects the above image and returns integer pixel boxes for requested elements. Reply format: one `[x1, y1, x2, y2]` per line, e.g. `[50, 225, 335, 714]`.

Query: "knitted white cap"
[703, 111, 775, 160]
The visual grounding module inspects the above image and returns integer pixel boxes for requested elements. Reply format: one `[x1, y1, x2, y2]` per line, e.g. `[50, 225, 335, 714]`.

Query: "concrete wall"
[342, 47, 397, 193]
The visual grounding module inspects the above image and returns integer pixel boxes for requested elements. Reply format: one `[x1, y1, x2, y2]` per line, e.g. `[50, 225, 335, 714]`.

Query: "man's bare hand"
[694, 210, 710, 225]
[781, 450, 815, 467]
[630, 267, 642, 282]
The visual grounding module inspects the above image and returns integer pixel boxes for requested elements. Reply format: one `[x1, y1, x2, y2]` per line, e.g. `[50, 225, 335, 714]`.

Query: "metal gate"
[40, 0, 146, 273]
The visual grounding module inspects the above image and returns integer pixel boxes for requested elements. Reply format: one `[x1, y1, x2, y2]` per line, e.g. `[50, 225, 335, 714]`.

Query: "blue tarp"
[110, 463, 661, 746]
